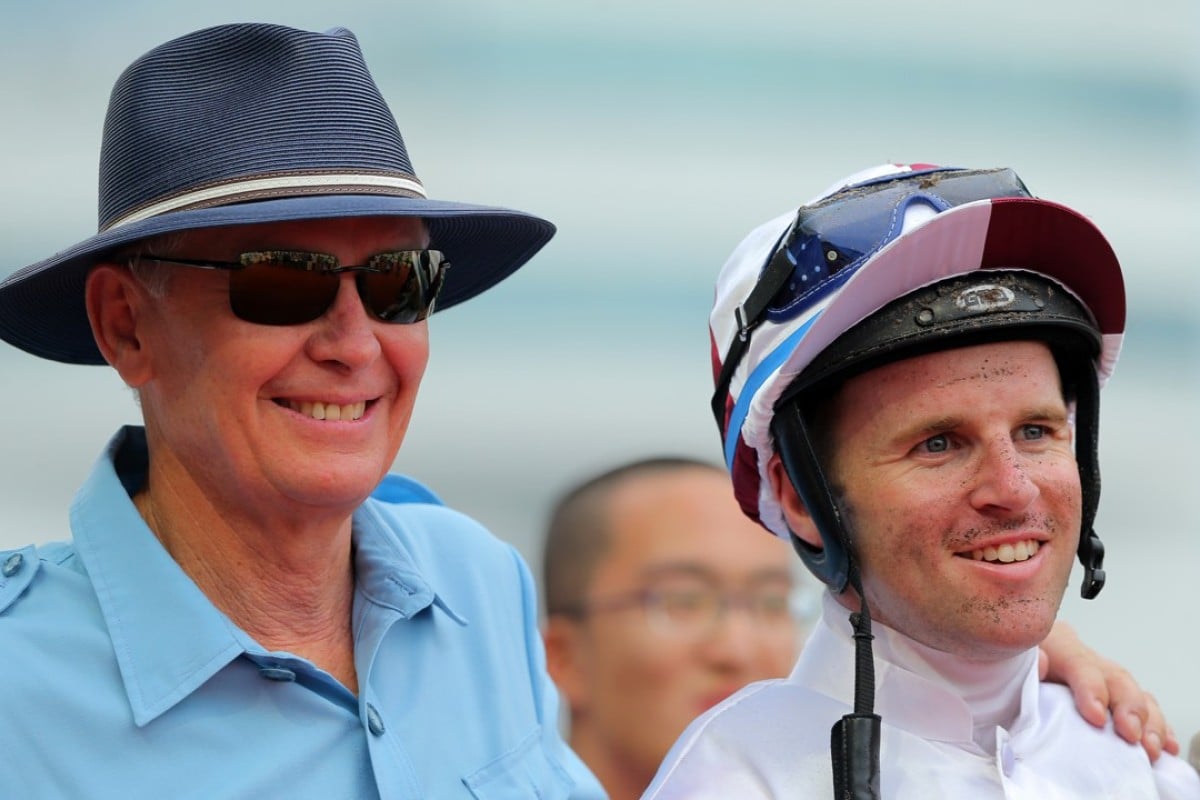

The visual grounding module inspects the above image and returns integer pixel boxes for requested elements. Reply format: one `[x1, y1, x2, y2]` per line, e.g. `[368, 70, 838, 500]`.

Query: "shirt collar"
[791, 591, 1038, 746]
[351, 499, 466, 625]
[71, 426, 463, 726]
[71, 427, 244, 726]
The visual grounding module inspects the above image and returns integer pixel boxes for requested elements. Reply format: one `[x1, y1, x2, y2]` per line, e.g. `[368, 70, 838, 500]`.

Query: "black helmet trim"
[778, 270, 1101, 406]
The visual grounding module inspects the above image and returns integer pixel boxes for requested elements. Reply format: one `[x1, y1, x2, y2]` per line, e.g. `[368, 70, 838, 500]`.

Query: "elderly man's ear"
[85, 264, 154, 387]
[766, 453, 823, 552]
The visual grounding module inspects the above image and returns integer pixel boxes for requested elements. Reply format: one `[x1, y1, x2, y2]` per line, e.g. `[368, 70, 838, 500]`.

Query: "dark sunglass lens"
[360, 253, 444, 323]
[229, 261, 339, 325]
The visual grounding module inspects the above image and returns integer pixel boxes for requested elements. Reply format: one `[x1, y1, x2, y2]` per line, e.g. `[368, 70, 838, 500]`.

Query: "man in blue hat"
[0, 23, 602, 799]
[644, 164, 1200, 798]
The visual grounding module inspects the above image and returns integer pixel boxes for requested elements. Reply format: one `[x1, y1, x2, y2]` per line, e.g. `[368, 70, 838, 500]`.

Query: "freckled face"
[133, 216, 430, 519]
[826, 341, 1081, 660]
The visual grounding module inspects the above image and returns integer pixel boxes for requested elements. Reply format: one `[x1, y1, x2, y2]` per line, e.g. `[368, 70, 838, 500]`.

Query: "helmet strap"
[711, 224, 796, 429]
[773, 400, 852, 592]
[1071, 361, 1106, 598]
[773, 401, 883, 796]
[831, 561, 882, 800]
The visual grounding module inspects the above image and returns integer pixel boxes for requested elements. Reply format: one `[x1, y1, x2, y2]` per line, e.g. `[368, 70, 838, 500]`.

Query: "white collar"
[790, 591, 1041, 753]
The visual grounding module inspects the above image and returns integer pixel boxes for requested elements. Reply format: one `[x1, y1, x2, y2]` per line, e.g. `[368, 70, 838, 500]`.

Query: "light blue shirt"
[0, 426, 604, 799]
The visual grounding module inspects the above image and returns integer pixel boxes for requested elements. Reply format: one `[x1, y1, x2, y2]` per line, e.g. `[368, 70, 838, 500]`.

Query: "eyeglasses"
[134, 249, 450, 325]
[711, 167, 1031, 427]
[566, 578, 800, 638]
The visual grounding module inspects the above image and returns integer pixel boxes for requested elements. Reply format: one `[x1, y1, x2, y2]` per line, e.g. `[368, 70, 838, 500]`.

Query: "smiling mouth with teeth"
[282, 400, 368, 421]
[966, 539, 1040, 563]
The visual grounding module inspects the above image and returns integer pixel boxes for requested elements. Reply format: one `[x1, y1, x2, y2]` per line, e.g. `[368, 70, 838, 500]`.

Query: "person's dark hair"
[541, 457, 725, 617]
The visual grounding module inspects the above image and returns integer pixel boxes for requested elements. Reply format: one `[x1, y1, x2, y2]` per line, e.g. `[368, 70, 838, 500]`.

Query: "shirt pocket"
[463, 727, 574, 800]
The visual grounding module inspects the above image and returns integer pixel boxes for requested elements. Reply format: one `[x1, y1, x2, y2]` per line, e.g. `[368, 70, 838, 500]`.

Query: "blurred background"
[2, 0, 1197, 745]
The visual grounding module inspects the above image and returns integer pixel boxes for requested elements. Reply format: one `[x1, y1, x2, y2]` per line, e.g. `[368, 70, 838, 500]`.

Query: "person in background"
[543, 457, 800, 800]
[0, 23, 602, 799]
[544, 457, 1181, 799]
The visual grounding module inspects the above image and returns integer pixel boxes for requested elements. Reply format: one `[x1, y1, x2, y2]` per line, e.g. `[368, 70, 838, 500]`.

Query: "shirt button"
[258, 666, 297, 682]
[2, 553, 23, 577]
[366, 703, 386, 736]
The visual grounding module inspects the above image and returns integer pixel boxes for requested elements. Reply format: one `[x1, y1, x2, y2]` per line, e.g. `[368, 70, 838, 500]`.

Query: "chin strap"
[1078, 527, 1105, 599]
[830, 564, 881, 800]
[1073, 364, 1105, 599]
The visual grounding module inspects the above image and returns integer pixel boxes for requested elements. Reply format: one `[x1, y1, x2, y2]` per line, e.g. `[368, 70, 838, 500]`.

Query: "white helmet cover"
[710, 164, 1126, 544]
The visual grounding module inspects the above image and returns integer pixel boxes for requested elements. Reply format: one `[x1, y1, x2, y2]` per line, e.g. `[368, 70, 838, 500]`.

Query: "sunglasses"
[134, 249, 449, 325]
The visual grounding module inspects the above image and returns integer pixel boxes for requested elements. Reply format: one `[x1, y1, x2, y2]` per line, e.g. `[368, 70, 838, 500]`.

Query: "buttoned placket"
[357, 599, 427, 800]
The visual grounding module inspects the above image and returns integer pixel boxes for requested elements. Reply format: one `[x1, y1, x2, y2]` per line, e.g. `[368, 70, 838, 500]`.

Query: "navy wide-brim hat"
[0, 23, 556, 365]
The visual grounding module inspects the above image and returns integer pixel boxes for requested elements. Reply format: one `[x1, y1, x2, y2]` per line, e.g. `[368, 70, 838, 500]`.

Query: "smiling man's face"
[821, 340, 1081, 660]
[125, 216, 431, 522]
